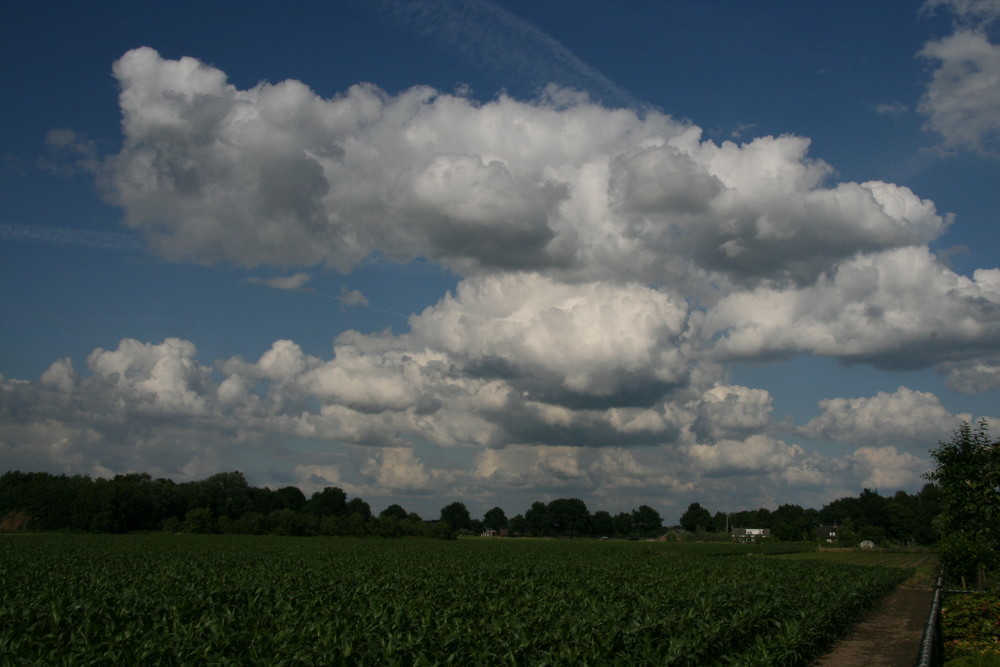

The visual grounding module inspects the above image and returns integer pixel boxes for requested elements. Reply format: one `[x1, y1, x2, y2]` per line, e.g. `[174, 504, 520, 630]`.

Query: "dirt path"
[813, 582, 934, 666]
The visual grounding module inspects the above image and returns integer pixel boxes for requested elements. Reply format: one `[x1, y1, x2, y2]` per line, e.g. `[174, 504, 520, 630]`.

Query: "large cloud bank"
[106, 47, 949, 288]
[3, 45, 999, 514]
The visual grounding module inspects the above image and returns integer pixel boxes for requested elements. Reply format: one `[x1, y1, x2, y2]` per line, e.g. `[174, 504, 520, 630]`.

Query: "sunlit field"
[2, 535, 914, 665]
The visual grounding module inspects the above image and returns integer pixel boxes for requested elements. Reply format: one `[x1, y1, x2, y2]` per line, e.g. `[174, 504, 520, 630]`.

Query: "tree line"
[677, 484, 942, 546]
[0, 470, 666, 540]
[1, 419, 995, 555]
[0, 467, 947, 545]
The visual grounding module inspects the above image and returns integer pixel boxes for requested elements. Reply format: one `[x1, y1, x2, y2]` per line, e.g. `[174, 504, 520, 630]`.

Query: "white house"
[730, 527, 771, 543]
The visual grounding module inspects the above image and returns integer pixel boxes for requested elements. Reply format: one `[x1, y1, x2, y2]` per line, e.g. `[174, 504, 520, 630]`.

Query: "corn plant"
[1, 535, 910, 665]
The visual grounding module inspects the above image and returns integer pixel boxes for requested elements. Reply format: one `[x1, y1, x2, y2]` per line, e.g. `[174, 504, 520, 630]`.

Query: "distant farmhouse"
[816, 525, 839, 543]
[730, 527, 771, 543]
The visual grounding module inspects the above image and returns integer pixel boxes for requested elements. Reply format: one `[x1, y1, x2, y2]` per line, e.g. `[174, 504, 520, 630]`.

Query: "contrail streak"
[0, 223, 143, 252]
[361, 0, 640, 109]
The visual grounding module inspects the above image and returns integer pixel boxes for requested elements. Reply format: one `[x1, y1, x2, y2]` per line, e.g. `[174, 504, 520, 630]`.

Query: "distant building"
[859, 540, 876, 549]
[816, 525, 839, 543]
[480, 528, 509, 538]
[731, 527, 771, 543]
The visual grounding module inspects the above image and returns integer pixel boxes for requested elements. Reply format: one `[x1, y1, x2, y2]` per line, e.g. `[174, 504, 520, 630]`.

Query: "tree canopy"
[0, 465, 954, 547]
[439, 502, 471, 531]
[925, 419, 1000, 584]
[679, 502, 712, 533]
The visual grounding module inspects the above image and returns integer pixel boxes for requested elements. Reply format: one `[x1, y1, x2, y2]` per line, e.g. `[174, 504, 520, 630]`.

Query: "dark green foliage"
[612, 510, 634, 537]
[0, 471, 421, 539]
[926, 420, 1000, 584]
[589, 510, 614, 537]
[482, 506, 507, 531]
[631, 504, 663, 537]
[199, 472, 253, 520]
[379, 503, 409, 521]
[546, 498, 589, 538]
[524, 500, 549, 536]
[941, 592, 1000, 663]
[345, 497, 372, 519]
[439, 501, 471, 531]
[0, 535, 911, 665]
[679, 502, 712, 533]
[0, 466, 950, 546]
[305, 486, 348, 517]
[507, 513, 528, 535]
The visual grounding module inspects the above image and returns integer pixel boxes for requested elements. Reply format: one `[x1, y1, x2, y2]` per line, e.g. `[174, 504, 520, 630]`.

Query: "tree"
[200, 472, 252, 520]
[183, 507, 216, 534]
[631, 505, 663, 537]
[440, 501, 471, 531]
[612, 511, 634, 537]
[819, 496, 859, 527]
[379, 504, 409, 521]
[886, 490, 919, 545]
[274, 486, 307, 512]
[267, 508, 309, 536]
[913, 484, 942, 545]
[525, 501, 549, 536]
[679, 502, 712, 533]
[856, 488, 890, 532]
[345, 497, 372, 519]
[589, 510, 614, 538]
[771, 504, 808, 541]
[483, 506, 508, 531]
[508, 514, 528, 536]
[306, 487, 348, 517]
[547, 498, 589, 538]
[925, 419, 1000, 585]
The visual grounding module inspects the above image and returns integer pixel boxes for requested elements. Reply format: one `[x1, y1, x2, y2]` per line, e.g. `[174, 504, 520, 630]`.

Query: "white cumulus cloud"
[919, 30, 1000, 155]
[103, 48, 951, 289]
[800, 386, 980, 447]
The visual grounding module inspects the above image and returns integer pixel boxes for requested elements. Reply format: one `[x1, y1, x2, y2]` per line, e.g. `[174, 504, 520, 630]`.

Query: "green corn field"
[1, 535, 913, 665]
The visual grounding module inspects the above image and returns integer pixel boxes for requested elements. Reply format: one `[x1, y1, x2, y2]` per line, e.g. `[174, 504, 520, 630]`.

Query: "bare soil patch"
[813, 581, 934, 666]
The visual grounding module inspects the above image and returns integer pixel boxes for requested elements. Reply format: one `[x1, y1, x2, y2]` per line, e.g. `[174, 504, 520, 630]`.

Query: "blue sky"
[2, 0, 999, 522]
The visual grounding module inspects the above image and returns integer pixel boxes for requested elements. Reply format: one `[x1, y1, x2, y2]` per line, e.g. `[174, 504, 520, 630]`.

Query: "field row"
[1, 535, 912, 665]
[777, 548, 939, 572]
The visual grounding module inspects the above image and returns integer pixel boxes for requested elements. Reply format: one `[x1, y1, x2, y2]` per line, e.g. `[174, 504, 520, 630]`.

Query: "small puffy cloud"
[409, 273, 691, 400]
[691, 383, 774, 441]
[800, 386, 976, 446]
[247, 273, 311, 290]
[921, 0, 1000, 24]
[298, 345, 431, 413]
[919, 30, 1000, 155]
[86, 338, 212, 415]
[40, 358, 77, 394]
[39, 128, 99, 175]
[339, 287, 368, 307]
[474, 444, 589, 486]
[705, 247, 1000, 369]
[875, 102, 910, 116]
[659, 139, 948, 286]
[685, 435, 804, 477]
[848, 446, 929, 489]
[939, 355, 1000, 392]
[361, 447, 434, 492]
